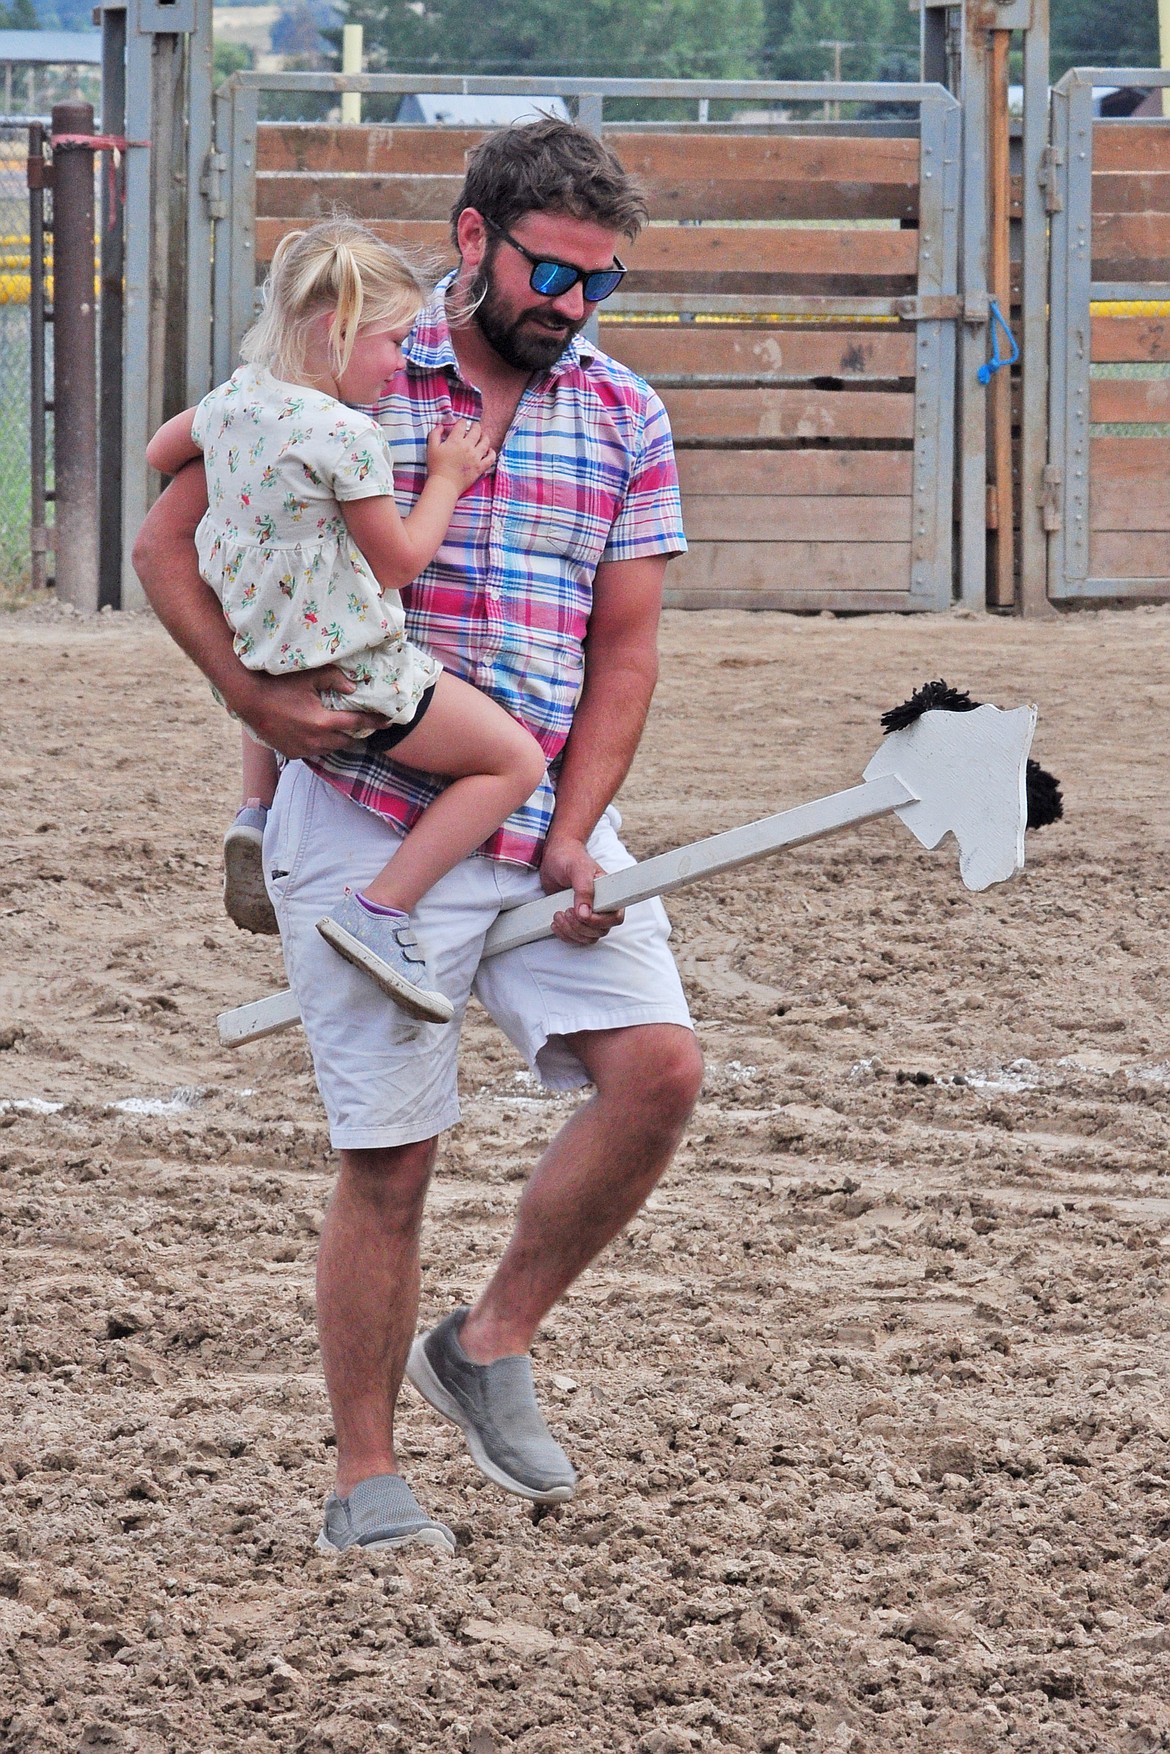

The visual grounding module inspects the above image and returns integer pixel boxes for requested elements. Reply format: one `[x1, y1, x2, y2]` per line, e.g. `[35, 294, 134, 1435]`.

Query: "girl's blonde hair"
[241, 217, 428, 384]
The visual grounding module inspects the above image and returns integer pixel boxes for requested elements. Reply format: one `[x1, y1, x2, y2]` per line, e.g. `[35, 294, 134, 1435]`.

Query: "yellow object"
[341, 25, 362, 126]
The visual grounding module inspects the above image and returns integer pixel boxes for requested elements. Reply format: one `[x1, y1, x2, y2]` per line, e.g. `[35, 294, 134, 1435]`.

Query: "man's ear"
[455, 206, 489, 270]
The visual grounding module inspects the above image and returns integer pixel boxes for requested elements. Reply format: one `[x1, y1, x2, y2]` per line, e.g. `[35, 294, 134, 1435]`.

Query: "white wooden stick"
[481, 772, 915, 957]
[217, 773, 915, 1047]
[216, 702, 1038, 1049]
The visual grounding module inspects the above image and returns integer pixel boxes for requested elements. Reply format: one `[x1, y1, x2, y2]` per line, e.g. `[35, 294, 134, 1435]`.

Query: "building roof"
[396, 93, 571, 127]
[0, 30, 102, 65]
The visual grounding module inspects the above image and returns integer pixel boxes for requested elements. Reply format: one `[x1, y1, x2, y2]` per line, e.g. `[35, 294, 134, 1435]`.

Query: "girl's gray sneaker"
[315, 890, 454, 1024]
[223, 802, 279, 935]
[316, 1473, 455, 1556]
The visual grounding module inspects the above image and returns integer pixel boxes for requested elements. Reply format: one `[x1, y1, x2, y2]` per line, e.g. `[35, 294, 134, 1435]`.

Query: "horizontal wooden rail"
[674, 448, 913, 495]
[667, 539, 912, 595]
[600, 325, 916, 380]
[1090, 531, 1170, 576]
[1091, 314, 1170, 361]
[1090, 377, 1170, 422]
[659, 385, 914, 442]
[683, 494, 911, 541]
[253, 217, 918, 282]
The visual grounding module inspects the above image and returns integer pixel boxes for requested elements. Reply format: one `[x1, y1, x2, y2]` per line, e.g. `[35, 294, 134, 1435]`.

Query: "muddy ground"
[2, 599, 1170, 1753]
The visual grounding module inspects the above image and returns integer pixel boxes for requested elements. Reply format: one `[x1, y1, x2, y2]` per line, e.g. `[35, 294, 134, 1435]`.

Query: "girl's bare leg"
[361, 673, 546, 913]
[240, 727, 279, 809]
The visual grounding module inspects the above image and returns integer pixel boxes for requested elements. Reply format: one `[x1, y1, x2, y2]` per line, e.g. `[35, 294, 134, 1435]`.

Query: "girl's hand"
[425, 420, 496, 491]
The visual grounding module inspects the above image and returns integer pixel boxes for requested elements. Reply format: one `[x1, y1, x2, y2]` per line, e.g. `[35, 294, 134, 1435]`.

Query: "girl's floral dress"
[192, 364, 440, 731]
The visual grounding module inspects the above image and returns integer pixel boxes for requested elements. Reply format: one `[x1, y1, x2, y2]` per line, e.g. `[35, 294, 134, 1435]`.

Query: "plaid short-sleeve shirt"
[309, 275, 687, 868]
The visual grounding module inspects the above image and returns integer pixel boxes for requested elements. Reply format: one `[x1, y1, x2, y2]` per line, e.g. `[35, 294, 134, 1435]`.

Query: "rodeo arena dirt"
[2, 596, 1170, 1754]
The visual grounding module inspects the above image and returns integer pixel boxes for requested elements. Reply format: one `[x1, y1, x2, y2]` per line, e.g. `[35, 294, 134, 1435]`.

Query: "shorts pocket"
[265, 763, 319, 904]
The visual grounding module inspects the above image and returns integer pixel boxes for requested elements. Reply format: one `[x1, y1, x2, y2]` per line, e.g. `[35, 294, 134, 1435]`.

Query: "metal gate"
[1048, 67, 1170, 601]
[204, 72, 964, 614]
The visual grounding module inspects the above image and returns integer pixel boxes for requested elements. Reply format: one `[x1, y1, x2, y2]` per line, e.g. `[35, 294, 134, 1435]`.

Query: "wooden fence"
[254, 121, 953, 613]
[1049, 77, 1170, 601]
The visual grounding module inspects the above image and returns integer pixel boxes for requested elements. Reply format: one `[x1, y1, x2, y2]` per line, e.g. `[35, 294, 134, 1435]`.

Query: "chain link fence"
[0, 122, 49, 603]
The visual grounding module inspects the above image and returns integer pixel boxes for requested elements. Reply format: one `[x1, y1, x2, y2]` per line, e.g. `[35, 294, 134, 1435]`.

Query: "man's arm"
[540, 552, 667, 945]
[132, 462, 376, 758]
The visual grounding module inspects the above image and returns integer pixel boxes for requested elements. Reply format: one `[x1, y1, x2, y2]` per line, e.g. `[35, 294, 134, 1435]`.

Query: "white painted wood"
[863, 704, 1036, 891]
[216, 703, 1038, 1047]
[217, 988, 302, 1046]
[480, 773, 916, 957]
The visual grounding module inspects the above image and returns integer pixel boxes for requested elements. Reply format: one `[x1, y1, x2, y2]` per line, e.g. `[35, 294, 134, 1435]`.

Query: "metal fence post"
[50, 100, 99, 613]
[27, 120, 49, 596]
[99, 2, 127, 610]
[1017, 0, 1054, 617]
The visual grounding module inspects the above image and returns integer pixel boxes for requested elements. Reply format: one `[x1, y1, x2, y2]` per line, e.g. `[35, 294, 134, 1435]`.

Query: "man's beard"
[466, 250, 585, 372]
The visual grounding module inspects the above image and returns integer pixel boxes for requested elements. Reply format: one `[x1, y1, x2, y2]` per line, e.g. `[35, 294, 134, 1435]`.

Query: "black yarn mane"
[880, 678, 1064, 831]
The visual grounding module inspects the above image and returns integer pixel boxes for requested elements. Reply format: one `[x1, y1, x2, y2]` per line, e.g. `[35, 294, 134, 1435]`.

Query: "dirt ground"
[2, 598, 1170, 1754]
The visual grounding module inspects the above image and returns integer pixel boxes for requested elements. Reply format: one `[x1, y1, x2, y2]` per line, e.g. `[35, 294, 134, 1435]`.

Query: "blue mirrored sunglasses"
[483, 214, 627, 303]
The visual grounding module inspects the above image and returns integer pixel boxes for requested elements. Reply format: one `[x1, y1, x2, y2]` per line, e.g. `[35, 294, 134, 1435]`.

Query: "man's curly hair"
[450, 116, 648, 247]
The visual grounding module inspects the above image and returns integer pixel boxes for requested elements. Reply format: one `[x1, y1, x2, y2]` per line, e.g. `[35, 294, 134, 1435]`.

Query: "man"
[134, 118, 704, 1557]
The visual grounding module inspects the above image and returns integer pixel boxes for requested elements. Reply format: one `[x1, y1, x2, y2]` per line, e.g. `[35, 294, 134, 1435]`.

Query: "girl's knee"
[508, 724, 548, 798]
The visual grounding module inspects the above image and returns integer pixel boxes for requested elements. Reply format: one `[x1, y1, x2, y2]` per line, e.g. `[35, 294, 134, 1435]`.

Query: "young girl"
[146, 218, 546, 1026]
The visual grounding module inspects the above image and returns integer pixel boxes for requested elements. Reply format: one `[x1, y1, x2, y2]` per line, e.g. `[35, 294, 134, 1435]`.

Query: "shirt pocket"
[501, 465, 623, 574]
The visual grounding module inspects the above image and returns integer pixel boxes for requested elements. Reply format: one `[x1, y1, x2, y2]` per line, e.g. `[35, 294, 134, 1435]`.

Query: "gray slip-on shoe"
[223, 803, 279, 936]
[315, 1473, 455, 1557]
[406, 1306, 576, 1504]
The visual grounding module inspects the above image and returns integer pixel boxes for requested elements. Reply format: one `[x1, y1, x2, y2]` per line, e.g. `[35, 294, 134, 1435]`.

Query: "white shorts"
[265, 763, 694, 1150]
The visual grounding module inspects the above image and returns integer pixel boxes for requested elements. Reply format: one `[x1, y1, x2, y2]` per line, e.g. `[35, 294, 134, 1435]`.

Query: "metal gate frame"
[206, 71, 964, 612]
[1047, 66, 1170, 601]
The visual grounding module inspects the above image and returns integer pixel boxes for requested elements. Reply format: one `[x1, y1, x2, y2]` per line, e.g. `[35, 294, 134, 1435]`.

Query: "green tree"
[777, 0, 916, 82]
[212, 38, 253, 84]
[343, 0, 762, 81]
[0, 0, 40, 27]
[1050, 0, 1158, 76]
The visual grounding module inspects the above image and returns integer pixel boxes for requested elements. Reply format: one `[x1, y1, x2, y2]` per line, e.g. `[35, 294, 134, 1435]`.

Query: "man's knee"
[646, 1028, 704, 1124]
[589, 1025, 704, 1130]
[337, 1139, 436, 1218]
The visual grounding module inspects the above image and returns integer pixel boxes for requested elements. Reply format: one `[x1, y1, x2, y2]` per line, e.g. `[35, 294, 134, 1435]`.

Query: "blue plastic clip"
[977, 298, 1019, 384]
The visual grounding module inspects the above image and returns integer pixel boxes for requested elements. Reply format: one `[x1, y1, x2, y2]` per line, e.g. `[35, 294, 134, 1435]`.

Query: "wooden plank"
[660, 385, 914, 442]
[1090, 473, 1170, 530]
[257, 122, 920, 188]
[1090, 433, 1170, 479]
[1090, 377, 1170, 423]
[628, 179, 916, 222]
[257, 171, 461, 222]
[1092, 315, 1170, 363]
[1094, 122, 1170, 176]
[257, 124, 486, 175]
[1093, 211, 1170, 277]
[257, 169, 917, 225]
[1094, 171, 1170, 215]
[254, 217, 917, 282]
[1090, 531, 1170, 577]
[666, 539, 911, 594]
[256, 217, 454, 267]
[625, 225, 917, 280]
[611, 132, 919, 186]
[600, 325, 915, 381]
[674, 448, 913, 496]
[683, 495, 911, 542]
[663, 584, 920, 612]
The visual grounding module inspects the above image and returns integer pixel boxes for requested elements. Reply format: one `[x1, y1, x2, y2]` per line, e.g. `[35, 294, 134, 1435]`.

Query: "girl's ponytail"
[240, 215, 429, 387]
[328, 239, 365, 379]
